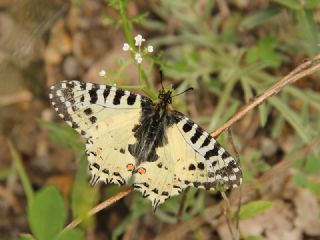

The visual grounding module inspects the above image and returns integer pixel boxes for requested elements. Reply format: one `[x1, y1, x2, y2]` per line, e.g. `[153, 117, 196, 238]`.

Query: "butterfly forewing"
[49, 80, 152, 185]
[173, 112, 242, 188]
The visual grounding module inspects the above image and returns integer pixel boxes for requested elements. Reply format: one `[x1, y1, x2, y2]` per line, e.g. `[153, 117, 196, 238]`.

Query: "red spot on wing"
[126, 163, 135, 171]
[137, 167, 146, 175]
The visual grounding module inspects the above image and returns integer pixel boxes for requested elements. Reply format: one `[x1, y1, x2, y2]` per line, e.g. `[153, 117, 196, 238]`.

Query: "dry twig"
[63, 54, 320, 231]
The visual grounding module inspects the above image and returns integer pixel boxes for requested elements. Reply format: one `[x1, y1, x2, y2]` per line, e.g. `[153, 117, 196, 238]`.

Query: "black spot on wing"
[93, 163, 100, 170]
[84, 108, 93, 115]
[201, 136, 211, 148]
[113, 89, 125, 105]
[190, 128, 202, 144]
[103, 88, 110, 102]
[127, 93, 136, 105]
[197, 162, 205, 170]
[66, 81, 75, 88]
[188, 164, 196, 170]
[221, 151, 230, 159]
[89, 116, 97, 124]
[193, 182, 201, 188]
[71, 105, 78, 112]
[89, 87, 98, 104]
[72, 122, 79, 129]
[182, 122, 192, 132]
[80, 82, 86, 90]
[161, 191, 169, 196]
[204, 142, 219, 159]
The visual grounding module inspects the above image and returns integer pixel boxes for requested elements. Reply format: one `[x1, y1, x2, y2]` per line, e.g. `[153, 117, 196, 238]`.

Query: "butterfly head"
[157, 69, 193, 107]
[158, 89, 173, 107]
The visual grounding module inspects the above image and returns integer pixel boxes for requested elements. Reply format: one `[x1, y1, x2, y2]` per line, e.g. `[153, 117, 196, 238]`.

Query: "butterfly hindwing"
[132, 111, 242, 209]
[85, 109, 140, 186]
[49, 80, 152, 186]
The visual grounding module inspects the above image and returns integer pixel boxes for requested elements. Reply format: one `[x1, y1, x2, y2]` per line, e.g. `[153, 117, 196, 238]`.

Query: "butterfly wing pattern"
[49, 80, 242, 210]
[133, 111, 242, 208]
[49, 80, 153, 186]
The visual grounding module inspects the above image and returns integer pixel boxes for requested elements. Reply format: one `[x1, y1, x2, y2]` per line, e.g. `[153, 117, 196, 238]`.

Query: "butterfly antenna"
[172, 87, 194, 97]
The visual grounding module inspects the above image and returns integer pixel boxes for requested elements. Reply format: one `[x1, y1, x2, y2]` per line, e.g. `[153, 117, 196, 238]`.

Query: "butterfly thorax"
[128, 89, 175, 165]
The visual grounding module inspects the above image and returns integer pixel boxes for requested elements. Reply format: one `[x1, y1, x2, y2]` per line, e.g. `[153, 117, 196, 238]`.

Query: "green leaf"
[269, 97, 311, 143]
[19, 234, 35, 240]
[304, 154, 320, 174]
[273, 0, 301, 10]
[293, 172, 308, 187]
[243, 236, 263, 240]
[245, 46, 260, 64]
[240, 5, 281, 30]
[56, 229, 84, 240]
[38, 120, 83, 154]
[297, 9, 320, 57]
[304, 0, 320, 9]
[239, 200, 273, 220]
[307, 181, 320, 197]
[258, 102, 270, 127]
[258, 37, 282, 67]
[28, 186, 66, 240]
[71, 157, 98, 227]
[246, 36, 282, 67]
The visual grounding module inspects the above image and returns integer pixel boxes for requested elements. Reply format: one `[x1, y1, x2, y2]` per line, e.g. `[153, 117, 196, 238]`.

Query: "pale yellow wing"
[133, 111, 242, 210]
[49, 80, 153, 186]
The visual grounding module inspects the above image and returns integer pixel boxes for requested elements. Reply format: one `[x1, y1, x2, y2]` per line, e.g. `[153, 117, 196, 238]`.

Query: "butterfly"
[49, 80, 242, 210]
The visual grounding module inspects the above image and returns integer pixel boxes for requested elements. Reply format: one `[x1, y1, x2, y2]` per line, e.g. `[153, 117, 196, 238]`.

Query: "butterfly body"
[49, 80, 242, 210]
[129, 90, 175, 164]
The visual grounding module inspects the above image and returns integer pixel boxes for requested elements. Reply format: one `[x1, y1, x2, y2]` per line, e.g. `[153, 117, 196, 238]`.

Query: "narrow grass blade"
[8, 141, 34, 205]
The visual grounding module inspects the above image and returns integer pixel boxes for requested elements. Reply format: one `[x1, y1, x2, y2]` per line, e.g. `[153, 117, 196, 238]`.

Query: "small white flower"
[134, 34, 145, 46]
[122, 43, 130, 51]
[147, 45, 153, 53]
[99, 70, 106, 77]
[135, 53, 143, 64]
[135, 53, 141, 60]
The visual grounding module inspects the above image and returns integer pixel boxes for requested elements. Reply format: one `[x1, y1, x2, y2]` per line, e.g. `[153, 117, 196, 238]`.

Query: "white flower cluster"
[98, 34, 154, 77]
[122, 34, 153, 64]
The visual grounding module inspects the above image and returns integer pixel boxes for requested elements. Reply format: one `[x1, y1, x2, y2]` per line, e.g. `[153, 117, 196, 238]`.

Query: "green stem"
[8, 141, 34, 206]
[118, 0, 153, 92]
[118, 0, 133, 46]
